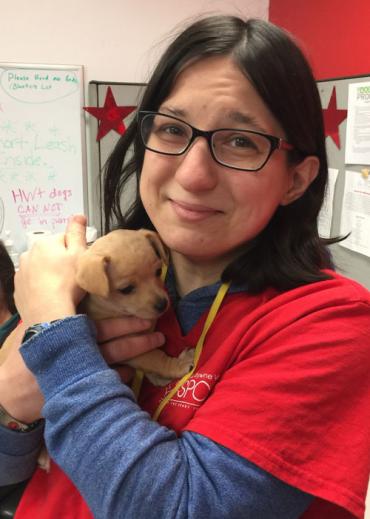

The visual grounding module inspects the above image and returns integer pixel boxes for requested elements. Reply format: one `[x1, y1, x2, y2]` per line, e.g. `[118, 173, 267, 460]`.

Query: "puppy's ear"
[75, 251, 111, 297]
[139, 229, 169, 265]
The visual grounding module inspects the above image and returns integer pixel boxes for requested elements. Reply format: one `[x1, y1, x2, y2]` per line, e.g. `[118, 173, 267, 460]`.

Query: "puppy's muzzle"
[154, 296, 169, 314]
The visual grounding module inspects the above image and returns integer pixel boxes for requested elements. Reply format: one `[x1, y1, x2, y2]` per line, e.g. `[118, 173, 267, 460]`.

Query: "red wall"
[269, 0, 370, 80]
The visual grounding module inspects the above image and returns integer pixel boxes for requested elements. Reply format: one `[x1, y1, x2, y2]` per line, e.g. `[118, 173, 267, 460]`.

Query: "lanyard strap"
[131, 264, 231, 422]
[152, 279, 230, 421]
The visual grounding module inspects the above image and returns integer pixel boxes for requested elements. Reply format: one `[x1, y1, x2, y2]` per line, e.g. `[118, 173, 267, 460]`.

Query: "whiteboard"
[0, 63, 87, 252]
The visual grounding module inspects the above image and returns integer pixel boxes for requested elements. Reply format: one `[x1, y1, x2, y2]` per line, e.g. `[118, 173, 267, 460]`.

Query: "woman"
[0, 16, 369, 519]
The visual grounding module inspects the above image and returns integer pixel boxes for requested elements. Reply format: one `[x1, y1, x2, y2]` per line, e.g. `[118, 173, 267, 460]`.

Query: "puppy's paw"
[178, 347, 195, 373]
[146, 348, 195, 387]
[145, 373, 173, 386]
[37, 446, 51, 472]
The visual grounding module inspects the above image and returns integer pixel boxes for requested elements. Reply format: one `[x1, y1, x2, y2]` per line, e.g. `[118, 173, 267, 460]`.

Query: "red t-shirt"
[16, 272, 370, 518]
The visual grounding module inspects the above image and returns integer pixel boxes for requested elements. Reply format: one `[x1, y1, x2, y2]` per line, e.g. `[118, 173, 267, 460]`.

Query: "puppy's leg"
[127, 348, 195, 386]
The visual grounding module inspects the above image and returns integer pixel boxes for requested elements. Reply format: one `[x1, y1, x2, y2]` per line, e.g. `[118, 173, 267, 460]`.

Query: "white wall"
[0, 0, 268, 89]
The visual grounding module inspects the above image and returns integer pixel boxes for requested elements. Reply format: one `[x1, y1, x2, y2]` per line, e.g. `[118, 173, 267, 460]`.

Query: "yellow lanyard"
[131, 265, 231, 422]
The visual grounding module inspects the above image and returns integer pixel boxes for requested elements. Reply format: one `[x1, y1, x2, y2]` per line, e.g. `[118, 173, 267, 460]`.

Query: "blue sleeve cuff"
[20, 315, 108, 399]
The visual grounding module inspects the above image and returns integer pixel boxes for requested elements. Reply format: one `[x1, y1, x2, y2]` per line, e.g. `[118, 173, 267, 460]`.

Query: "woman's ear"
[280, 156, 320, 206]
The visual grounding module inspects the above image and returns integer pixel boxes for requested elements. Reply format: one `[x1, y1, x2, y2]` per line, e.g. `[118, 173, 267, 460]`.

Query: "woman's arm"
[0, 315, 165, 487]
[20, 316, 312, 519]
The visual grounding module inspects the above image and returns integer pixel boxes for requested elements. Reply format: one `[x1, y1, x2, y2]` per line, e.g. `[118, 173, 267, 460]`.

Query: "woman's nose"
[174, 137, 218, 192]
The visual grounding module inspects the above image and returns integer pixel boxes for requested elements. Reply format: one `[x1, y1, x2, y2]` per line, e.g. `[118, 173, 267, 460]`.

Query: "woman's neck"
[170, 251, 231, 297]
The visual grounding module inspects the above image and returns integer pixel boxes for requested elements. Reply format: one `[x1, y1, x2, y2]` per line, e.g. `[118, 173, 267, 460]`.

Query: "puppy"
[75, 228, 194, 385]
[0, 229, 194, 383]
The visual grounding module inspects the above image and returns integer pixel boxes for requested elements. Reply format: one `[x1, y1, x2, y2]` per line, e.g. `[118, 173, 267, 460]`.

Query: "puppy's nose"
[154, 297, 168, 314]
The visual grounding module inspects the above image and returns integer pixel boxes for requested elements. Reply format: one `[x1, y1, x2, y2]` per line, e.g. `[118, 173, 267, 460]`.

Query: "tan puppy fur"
[76, 229, 194, 384]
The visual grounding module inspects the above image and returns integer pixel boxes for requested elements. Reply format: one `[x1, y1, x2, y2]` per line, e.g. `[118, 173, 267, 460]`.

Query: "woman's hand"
[95, 317, 166, 382]
[14, 215, 88, 327]
[0, 215, 88, 422]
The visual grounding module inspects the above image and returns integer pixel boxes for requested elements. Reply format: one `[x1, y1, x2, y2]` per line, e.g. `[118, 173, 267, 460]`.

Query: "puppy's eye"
[119, 284, 135, 295]
[155, 268, 162, 278]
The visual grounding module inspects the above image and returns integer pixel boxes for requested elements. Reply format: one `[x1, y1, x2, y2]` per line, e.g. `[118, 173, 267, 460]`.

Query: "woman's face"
[140, 56, 298, 265]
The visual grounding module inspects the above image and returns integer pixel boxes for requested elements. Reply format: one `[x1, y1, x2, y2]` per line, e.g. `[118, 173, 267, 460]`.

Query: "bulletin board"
[318, 74, 370, 289]
[0, 63, 87, 252]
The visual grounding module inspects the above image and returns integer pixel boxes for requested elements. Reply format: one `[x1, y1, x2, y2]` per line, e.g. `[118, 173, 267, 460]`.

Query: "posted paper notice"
[318, 167, 338, 238]
[345, 82, 370, 164]
[339, 169, 370, 257]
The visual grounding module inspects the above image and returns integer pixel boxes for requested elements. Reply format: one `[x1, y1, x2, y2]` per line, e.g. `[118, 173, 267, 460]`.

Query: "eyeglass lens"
[140, 113, 273, 170]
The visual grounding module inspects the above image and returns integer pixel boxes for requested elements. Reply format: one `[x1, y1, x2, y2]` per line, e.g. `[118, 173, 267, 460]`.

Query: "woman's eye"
[119, 284, 135, 295]
[230, 135, 257, 149]
[153, 121, 187, 138]
[155, 268, 162, 277]
[161, 124, 185, 137]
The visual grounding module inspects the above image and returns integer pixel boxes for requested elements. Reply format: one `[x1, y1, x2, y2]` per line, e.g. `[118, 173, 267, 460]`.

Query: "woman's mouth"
[169, 199, 221, 222]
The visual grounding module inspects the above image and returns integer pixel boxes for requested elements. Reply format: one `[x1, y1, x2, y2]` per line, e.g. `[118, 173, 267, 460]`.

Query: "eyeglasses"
[138, 111, 294, 172]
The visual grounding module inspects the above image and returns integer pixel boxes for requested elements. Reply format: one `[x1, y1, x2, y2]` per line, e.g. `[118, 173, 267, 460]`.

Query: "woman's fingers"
[64, 214, 87, 252]
[95, 316, 153, 342]
[95, 317, 165, 365]
[99, 330, 165, 364]
[14, 218, 88, 326]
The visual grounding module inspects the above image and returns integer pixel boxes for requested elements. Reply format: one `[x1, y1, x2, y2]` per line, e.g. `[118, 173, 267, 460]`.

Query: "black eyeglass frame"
[138, 110, 295, 172]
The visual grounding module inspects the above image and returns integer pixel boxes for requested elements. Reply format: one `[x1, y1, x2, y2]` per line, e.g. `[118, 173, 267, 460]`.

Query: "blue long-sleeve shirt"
[1, 282, 313, 517]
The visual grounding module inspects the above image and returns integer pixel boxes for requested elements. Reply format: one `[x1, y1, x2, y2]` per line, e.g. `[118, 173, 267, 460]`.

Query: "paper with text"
[345, 82, 370, 165]
[339, 169, 370, 257]
[318, 167, 338, 238]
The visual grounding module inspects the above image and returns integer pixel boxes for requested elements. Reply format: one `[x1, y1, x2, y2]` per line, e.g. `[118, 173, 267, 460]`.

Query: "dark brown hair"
[0, 240, 16, 314]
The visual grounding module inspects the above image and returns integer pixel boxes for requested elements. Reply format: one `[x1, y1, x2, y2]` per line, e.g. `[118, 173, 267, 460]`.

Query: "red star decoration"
[322, 87, 347, 149]
[84, 87, 136, 141]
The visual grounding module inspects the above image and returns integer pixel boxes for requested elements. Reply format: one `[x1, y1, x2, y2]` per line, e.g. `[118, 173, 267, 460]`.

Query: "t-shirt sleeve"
[185, 295, 370, 519]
